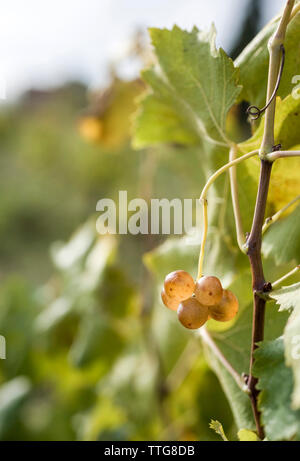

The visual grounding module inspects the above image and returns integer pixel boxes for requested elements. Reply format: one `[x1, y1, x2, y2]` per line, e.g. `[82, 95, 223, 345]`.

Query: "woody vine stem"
[246, 0, 296, 439]
[198, 0, 300, 439]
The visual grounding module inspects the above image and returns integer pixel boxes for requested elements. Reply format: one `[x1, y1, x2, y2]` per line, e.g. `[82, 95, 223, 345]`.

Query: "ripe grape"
[164, 270, 195, 300]
[194, 276, 223, 306]
[209, 290, 239, 322]
[177, 297, 208, 329]
[161, 289, 179, 311]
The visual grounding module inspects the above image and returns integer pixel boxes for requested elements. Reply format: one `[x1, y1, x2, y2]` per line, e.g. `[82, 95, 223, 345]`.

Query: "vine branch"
[246, 0, 295, 440]
[259, 0, 295, 158]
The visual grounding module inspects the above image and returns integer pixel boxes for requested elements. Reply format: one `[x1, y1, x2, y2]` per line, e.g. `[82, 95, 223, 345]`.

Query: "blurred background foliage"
[0, 0, 295, 441]
[0, 72, 235, 440]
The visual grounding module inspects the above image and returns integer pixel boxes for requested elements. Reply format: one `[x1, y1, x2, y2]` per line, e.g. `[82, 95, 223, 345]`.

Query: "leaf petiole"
[262, 194, 300, 234]
[200, 328, 249, 394]
[271, 265, 300, 289]
[197, 149, 258, 279]
[265, 150, 300, 162]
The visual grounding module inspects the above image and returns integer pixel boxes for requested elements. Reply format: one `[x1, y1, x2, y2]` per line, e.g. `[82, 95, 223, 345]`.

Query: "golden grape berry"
[161, 289, 179, 311]
[194, 276, 223, 306]
[177, 297, 208, 330]
[164, 270, 195, 301]
[209, 290, 239, 322]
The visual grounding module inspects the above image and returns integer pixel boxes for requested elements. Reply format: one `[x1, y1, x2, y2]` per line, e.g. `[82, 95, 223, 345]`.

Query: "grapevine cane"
[246, 0, 296, 439]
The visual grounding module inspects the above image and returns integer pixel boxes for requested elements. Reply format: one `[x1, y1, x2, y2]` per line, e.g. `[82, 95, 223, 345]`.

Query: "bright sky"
[0, 0, 284, 100]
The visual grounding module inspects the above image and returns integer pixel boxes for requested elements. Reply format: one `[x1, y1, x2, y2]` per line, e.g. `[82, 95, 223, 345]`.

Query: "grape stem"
[262, 194, 300, 234]
[229, 145, 249, 253]
[200, 328, 249, 393]
[259, 0, 295, 158]
[246, 0, 295, 440]
[265, 149, 300, 162]
[271, 265, 300, 289]
[197, 149, 258, 279]
[290, 1, 300, 20]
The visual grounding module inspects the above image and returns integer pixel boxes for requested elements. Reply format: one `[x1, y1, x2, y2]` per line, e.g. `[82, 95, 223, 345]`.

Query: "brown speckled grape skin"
[209, 290, 239, 322]
[164, 270, 195, 301]
[161, 289, 179, 311]
[194, 276, 223, 306]
[177, 297, 208, 329]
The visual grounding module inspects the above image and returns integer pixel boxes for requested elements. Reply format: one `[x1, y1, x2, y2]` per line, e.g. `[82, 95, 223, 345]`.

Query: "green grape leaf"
[253, 337, 300, 441]
[271, 282, 300, 312]
[134, 75, 200, 147]
[133, 25, 241, 148]
[133, 25, 258, 287]
[209, 419, 228, 441]
[262, 204, 300, 265]
[237, 429, 259, 441]
[235, 8, 300, 107]
[271, 283, 300, 409]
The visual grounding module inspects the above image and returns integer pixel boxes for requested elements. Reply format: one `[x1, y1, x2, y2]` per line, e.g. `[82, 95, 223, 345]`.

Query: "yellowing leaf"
[81, 79, 145, 149]
[237, 429, 259, 441]
[78, 117, 103, 143]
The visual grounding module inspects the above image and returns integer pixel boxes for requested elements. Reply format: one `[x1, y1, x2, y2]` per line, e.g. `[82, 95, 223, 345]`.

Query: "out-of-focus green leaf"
[271, 283, 300, 409]
[36, 234, 117, 334]
[69, 314, 125, 368]
[0, 377, 31, 439]
[151, 301, 190, 375]
[262, 205, 300, 265]
[0, 278, 38, 378]
[51, 221, 96, 271]
[253, 337, 300, 441]
[75, 396, 127, 441]
[133, 25, 241, 148]
[77, 236, 116, 293]
[35, 297, 73, 333]
[97, 266, 137, 318]
[144, 237, 198, 281]
[235, 8, 300, 107]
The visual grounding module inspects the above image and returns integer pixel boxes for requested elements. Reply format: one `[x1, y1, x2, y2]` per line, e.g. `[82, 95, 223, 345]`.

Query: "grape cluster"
[161, 271, 238, 329]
